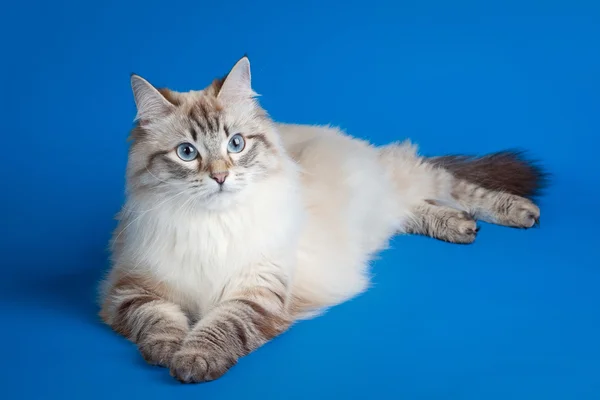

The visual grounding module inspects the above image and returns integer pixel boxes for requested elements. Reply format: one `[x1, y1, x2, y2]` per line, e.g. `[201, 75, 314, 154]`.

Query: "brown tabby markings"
[407, 151, 546, 243]
[236, 300, 288, 339]
[169, 284, 291, 383]
[147, 150, 169, 171]
[406, 202, 478, 244]
[199, 102, 217, 133]
[130, 94, 277, 185]
[101, 274, 190, 367]
[103, 58, 548, 384]
[164, 158, 197, 180]
[101, 268, 292, 383]
[453, 181, 540, 228]
[246, 134, 272, 150]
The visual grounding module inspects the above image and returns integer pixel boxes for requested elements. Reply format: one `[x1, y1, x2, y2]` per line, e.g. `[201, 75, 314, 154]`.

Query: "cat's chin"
[198, 190, 240, 211]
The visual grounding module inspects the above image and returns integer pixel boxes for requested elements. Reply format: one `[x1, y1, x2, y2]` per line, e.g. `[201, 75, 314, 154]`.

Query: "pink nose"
[210, 171, 229, 184]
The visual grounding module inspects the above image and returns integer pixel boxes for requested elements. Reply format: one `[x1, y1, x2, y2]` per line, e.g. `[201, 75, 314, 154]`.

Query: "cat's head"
[126, 57, 285, 210]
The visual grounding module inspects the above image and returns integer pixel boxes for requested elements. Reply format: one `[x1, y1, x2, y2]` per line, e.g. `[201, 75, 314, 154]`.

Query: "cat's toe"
[511, 199, 540, 228]
[447, 212, 478, 244]
[170, 348, 236, 383]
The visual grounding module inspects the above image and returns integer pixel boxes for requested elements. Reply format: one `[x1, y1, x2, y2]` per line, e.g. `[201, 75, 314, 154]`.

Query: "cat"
[99, 56, 547, 383]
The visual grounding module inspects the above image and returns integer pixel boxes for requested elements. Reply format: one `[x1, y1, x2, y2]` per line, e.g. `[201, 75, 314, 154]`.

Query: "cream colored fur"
[106, 121, 432, 320]
[100, 57, 543, 382]
[103, 60, 460, 324]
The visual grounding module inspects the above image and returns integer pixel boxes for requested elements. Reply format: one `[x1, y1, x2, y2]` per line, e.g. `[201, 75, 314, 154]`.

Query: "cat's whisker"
[112, 189, 192, 244]
[118, 191, 201, 278]
[176, 193, 196, 219]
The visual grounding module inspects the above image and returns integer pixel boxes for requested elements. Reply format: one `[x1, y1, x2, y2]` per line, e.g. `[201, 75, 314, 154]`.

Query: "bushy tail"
[429, 150, 549, 199]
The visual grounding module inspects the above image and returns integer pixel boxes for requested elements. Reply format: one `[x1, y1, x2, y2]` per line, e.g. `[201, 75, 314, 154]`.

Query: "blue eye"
[227, 134, 246, 153]
[176, 143, 198, 161]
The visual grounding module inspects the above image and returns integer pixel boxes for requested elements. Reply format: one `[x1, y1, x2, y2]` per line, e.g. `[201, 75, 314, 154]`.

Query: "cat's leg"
[406, 200, 478, 244]
[450, 180, 540, 228]
[100, 273, 190, 367]
[380, 145, 546, 239]
[428, 151, 547, 228]
[170, 273, 290, 383]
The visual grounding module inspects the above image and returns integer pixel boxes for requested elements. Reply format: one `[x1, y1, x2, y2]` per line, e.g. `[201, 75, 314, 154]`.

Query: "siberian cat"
[99, 56, 547, 383]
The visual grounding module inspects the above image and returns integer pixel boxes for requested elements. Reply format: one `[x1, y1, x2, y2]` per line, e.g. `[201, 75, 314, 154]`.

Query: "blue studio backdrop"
[2, 1, 599, 399]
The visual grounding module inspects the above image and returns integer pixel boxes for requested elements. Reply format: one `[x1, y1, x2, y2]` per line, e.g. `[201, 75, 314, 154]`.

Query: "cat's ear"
[217, 56, 257, 103]
[130, 74, 175, 123]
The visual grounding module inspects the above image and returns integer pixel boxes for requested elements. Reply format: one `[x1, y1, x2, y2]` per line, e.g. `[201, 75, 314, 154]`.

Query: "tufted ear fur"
[130, 74, 175, 123]
[217, 56, 257, 103]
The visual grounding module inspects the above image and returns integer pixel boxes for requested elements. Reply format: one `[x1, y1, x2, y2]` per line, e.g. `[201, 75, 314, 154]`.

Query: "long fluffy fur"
[99, 57, 547, 383]
[428, 150, 549, 199]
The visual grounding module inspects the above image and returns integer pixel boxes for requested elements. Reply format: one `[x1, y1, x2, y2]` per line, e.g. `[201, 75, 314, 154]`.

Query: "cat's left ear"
[217, 56, 257, 103]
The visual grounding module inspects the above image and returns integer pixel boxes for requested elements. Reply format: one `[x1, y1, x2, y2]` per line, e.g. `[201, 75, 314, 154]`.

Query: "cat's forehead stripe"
[188, 101, 222, 137]
[188, 107, 207, 133]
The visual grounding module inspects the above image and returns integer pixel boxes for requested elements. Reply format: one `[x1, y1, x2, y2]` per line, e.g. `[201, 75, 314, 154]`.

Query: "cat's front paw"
[170, 346, 237, 383]
[139, 333, 184, 368]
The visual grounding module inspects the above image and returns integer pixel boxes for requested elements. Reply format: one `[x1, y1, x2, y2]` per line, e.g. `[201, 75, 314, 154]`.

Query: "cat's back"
[275, 123, 403, 310]
[276, 123, 369, 161]
[275, 122, 400, 236]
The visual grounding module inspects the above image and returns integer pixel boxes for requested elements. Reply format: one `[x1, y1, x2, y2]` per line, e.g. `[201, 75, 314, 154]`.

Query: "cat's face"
[126, 57, 284, 210]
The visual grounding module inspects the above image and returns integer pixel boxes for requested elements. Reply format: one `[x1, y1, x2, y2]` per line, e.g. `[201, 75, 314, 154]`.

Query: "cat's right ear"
[130, 74, 175, 124]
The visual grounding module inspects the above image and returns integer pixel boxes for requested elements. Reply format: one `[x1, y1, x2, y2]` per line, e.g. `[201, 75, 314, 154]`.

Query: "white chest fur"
[120, 175, 303, 316]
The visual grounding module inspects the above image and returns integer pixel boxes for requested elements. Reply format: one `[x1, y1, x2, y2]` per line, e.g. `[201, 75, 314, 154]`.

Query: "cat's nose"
[210, 171, 229, 184]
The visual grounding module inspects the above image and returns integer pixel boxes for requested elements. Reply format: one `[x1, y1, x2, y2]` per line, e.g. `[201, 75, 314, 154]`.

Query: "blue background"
[2, 0, 599, 398]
